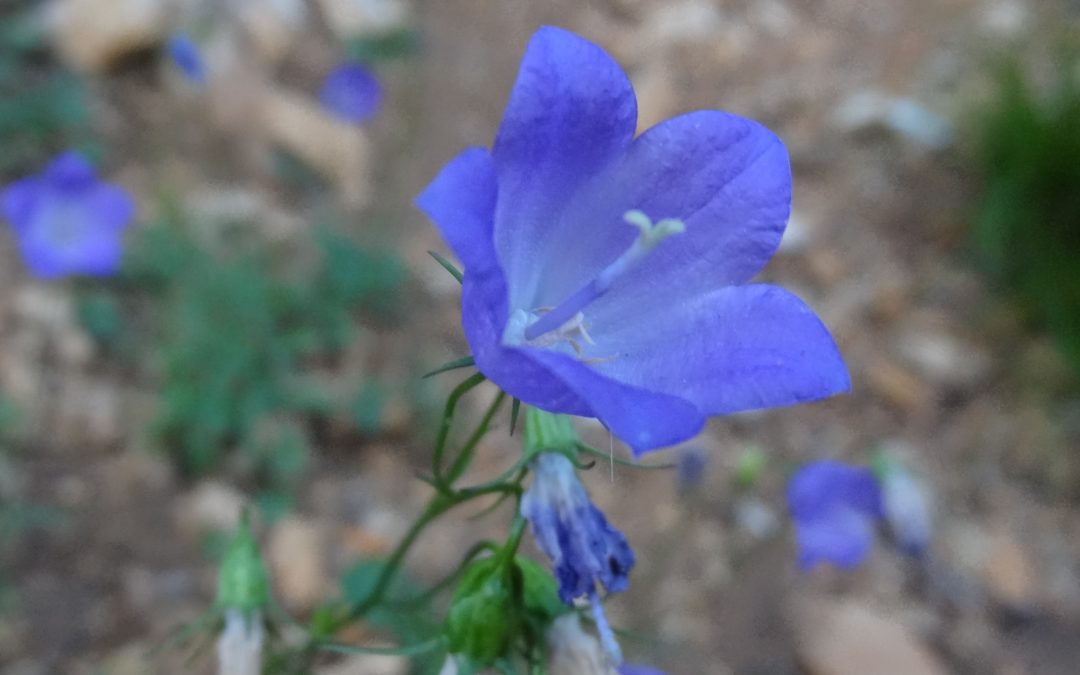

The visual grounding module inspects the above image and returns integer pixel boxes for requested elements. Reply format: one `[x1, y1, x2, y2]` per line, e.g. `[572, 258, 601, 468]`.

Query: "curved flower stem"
[445, 389, 506, 485]
[432, 372, 487, 486]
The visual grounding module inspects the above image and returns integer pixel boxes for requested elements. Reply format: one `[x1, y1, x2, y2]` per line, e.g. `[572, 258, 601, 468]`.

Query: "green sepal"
[523, 408, 579, 460]
[516, 555, 566, 624]
[216, 513, 271, 611]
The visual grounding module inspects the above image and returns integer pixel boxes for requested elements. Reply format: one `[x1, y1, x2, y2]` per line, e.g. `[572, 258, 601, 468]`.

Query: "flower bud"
[216, 514, 270, 612]
[444, 557, 519, 666]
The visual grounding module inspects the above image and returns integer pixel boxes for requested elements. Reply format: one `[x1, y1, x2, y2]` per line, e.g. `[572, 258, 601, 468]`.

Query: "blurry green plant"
[0, 4, 94, 174]
[970, 51, 1080, 375]
[130, 214, 404, 486]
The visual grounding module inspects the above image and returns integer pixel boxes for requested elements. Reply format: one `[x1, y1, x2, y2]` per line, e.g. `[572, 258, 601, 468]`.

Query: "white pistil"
[521, 210, 685, 343]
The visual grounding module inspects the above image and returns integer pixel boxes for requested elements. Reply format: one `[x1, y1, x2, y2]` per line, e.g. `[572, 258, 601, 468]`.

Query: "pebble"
[315, 653, 408, 675]
[895, 327, 990, 389]
[314, 0, 411, 38]
[259, 85, 373, 208]
[175, 480, 247, 538]
[791, 597, 951, 675]
[233, 0, 308, 64]
[268, 515, 327, 612]
[47, 0, 168, 73]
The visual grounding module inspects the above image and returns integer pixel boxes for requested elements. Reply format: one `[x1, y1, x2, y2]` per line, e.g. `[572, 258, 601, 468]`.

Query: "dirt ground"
[3, 0, 1080, 674]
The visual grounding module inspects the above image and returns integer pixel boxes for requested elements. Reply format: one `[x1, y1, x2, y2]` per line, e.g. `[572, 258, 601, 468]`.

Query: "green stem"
[445, 389, 506, 484]
[433, 372, 487, 484]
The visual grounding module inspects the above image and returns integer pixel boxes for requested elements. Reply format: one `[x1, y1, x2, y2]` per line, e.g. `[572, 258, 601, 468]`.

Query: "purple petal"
[619, 666, 667, 675]
[415, 148, 498, 273]
[44, 151, 96, 187]
[320, 63, 381, 123]
[491, 26, 637, 311]
[524, 348, 705, 454]
[166, 33, 206, 84]
[2, 177, 43, 233]
[588, 285, 849, 416]
[795, 505, 876, 570]
[534, 111, 790, 307]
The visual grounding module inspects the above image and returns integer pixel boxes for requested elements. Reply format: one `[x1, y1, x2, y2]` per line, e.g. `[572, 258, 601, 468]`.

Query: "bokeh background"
[2, 0, 1080, 673]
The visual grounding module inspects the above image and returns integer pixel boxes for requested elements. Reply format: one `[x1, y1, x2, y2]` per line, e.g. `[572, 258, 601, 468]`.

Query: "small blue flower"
[520, 452, 634, 604]
[2, 152, 134, 279]
[786, 460, 883, 570]
[319, 63, 381, 123]
[166, 33, 206, 84]
[417, 26, 848, 455]
[619, 665, 667, 675]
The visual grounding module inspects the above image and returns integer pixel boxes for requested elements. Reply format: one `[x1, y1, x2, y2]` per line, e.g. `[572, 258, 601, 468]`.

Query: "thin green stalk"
[433, 372, 487, 483]
[445, 389, 506, 484]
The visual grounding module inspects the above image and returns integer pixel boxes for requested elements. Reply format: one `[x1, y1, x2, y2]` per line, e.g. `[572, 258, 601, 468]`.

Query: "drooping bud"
[216, 513, 271, 612]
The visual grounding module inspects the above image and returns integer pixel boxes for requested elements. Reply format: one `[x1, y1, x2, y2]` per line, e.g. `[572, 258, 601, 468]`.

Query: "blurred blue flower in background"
[2, 151, 134, 279]
[320, 63, 382, 123]
[166, 33, 206, 84]
[417, 26, 848, 455]
[619, 665, 666, 675]
[786, 460, 883, 570]
[675, 445, 708, 493]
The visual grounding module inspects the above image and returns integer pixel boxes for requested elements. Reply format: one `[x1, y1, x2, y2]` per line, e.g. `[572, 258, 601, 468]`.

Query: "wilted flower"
[875, 452, 932, 557]
[786, 460, 883, 570]
[166, 33, 206, 84]
[2, 152, 134, 279]
[320, 63, 381, 123]
[521, 452, 634, 604]
[417, 26, 848, 454]
[217, 608, 264, 675]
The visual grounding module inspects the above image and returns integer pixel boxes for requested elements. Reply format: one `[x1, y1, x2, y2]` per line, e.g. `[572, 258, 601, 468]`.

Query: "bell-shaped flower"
[2, 152, 134, 279]
[786, 460, 883, 570]
[320, 63, 382, 123]
[416, 26, 848, 454]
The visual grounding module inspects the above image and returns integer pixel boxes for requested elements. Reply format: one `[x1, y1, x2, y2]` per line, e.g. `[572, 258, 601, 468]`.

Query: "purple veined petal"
[523, 348, 705, 454]
[491, 26, 637, 312]
[586, 284, 849, 418]
[461, 262, 590, 414]
[166, 33, 207, 84]
[414, 147, 499, 274]
[530, 110, 790, 308]
[319, 63, 381, 123]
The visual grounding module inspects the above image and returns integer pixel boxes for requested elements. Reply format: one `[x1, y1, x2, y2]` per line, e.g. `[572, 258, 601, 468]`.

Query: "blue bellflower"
[2, 152, 134, 279]
[166, 33, 206, 84]
[417, 27, 849, 455]
[520, 453, 634, 604]
[320, 63, 382, 123]
[786, 460, 883, 570]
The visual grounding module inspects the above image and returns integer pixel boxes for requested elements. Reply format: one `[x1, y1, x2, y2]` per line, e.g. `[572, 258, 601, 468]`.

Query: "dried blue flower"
[416, 26, 848, 454]
[787, 460, 883, 570]
[520, 452, 634, 604]
[2, 152, 134, 279]
[320, 63, 381, 123]
[876, 454, 932, 557]
[166, 33, 206, 84]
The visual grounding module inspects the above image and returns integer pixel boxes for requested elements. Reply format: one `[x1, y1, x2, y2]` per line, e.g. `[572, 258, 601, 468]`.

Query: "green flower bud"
[445, 557, 519, 666]
[516, 555, 565, 624]
[216, 514, 271, 611]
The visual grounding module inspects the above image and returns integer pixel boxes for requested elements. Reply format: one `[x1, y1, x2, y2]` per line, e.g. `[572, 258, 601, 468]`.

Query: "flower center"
[520, 210, 685, 343]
